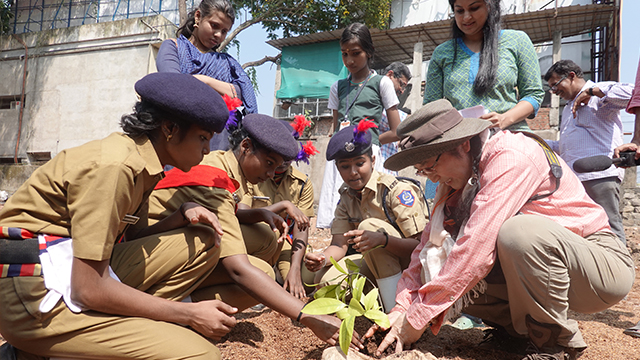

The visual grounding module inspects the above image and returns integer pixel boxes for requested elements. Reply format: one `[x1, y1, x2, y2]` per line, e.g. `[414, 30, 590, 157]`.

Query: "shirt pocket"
[396, 215, 419, 237]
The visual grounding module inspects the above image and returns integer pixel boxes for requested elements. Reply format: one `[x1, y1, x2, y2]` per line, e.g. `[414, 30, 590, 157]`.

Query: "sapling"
[301, 256, 390, 355]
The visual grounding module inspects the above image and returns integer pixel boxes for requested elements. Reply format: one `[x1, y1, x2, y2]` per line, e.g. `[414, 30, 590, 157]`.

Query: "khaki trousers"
[301, 218, 409, 288]
[359, 218, 408, 279]
[277, 240, 293, 280]
[240, 223, 283, 266]
[467, 215, 634, 349]
[191, 254, 275, 311]
[0, 225, 221, 360]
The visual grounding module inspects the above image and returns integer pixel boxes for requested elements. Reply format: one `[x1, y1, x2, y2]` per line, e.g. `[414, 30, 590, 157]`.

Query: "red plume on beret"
[223, 95, 243, 131]
[295, 141, 319, 164]
[223, 95, 242, 111]
[292, 115, 312, 139]
[353, 119, 378, 145]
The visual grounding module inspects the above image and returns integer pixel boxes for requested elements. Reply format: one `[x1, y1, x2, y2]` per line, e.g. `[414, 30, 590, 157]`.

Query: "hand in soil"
[189, 300, 238, 341]
[376, 312, 425, 356]
[301, 313, 364, 350]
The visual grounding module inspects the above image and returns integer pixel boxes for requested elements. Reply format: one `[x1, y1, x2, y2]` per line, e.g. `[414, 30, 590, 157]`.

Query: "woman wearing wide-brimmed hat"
[365, 99, 634, 360]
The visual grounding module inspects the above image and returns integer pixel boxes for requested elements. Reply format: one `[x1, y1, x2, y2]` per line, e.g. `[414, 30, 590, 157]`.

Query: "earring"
[194, 22, 199, 28]
[166, 134, 173, 142]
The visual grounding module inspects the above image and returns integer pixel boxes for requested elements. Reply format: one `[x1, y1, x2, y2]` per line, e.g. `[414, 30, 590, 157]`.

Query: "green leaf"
[336, 307, 351, 320]
[364, 309, 390, 328]
[301, 298, 346, 315]
[345, 258, 359, 273]
[348, 297, 365, 316]
[314, 284, 340, 300]
[339, 315, 356, 355]
[362, 288, 379, 311]
[329, 256, 347, 275]
[352, 275, 366, 303]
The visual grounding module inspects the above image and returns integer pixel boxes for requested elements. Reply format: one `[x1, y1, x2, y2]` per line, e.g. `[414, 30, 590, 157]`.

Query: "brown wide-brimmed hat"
[384, 99, 492, 171]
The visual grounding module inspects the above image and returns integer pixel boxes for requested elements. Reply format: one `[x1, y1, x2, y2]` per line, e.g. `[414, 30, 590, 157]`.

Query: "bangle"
[230, 84, 237, 98]
[179, 203, 189, 222]
[296, 304, 307, 322]
[382, 231, 389, 248]
[320, 254, 327, 268]
[588, 87, 594, 96]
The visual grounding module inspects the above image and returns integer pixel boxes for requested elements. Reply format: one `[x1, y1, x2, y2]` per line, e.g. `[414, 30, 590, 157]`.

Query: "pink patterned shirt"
[393, 131, 611, 333]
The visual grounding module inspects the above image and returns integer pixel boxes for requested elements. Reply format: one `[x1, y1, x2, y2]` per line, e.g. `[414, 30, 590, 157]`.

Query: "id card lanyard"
[342, 70, 375, 128]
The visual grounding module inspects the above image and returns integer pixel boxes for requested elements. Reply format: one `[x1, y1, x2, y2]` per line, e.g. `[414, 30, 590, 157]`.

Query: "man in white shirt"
[544, 59, 634, 244]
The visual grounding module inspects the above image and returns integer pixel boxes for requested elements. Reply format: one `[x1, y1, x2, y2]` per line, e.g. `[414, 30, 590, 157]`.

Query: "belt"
[0, 227, 42, 277]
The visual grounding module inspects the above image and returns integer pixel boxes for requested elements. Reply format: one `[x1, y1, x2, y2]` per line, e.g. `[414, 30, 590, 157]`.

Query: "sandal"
[624, 321, 640, 338]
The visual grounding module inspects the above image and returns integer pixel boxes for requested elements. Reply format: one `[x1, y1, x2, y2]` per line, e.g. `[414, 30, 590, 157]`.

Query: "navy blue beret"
[279, 120, 296, 137]
[134, 73, 229, 133]
[326, 125, 373, 161]
[243, 114, 299, 161]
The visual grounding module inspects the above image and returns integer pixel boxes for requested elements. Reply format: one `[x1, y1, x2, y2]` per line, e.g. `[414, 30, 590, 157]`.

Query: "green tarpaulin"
[276, 41, 348, 100]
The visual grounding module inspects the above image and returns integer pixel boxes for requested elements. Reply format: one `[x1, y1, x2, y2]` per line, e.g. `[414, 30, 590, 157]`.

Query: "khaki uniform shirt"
[147, 155, 248, 259]
[0, 133, 164, 261]
[242, 166, 314, 218]
[201, 150, 249, 205]
[332, 170, 428, 238]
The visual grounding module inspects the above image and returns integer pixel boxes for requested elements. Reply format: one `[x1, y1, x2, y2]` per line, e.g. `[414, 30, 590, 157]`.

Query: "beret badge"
[344, 142, 356, 152]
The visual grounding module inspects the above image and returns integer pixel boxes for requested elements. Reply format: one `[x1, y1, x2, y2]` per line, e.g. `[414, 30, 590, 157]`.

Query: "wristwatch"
[588, 87, 595, 96]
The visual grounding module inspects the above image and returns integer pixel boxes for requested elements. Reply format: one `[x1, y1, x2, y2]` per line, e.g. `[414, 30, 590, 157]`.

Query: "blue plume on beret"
[134, 73, 228, 133]
[242, 114, 299, 161]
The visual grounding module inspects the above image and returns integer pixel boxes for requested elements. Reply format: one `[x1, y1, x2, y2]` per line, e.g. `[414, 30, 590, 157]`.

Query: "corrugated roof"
[267, 3, 615, 68]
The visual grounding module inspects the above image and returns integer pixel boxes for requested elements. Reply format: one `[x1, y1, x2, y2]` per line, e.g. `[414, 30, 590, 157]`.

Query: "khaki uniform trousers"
[190, 254, 275, 312]
[464, 215, 634, 349]
[300, 218, 408, 287]
[240, 222, 283, 267]
[0, 225, 222, 360]
[277, 239, 293, 280]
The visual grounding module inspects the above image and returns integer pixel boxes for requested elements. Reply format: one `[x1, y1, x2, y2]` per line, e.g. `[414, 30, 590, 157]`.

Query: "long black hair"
[448, 0, 501, 96]
[340, 22, 375, 67]
[120, 102, 191, 141]
[176, 0, 235, 40]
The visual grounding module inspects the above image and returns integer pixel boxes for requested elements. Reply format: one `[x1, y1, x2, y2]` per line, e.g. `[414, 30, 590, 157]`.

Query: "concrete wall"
[0, 15, 175, 162]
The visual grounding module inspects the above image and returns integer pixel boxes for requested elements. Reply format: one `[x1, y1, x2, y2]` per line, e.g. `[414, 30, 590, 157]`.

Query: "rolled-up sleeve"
[514, 32, 544, 115]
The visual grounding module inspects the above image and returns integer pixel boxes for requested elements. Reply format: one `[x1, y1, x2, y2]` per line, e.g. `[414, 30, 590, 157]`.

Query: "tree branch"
[242, 53, 282, 69]
[219, 15, 264, 50]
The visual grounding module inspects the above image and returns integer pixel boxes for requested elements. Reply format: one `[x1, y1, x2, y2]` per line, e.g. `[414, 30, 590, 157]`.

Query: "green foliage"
[225, 0, 392, 96]
[1, 0, 14, 35]
[302, 255, 389, 355]
[231, 0, 392, 41]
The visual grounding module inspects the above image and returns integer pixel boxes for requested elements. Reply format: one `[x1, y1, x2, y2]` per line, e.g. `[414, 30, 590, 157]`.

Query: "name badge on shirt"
[339, 120, 351, 130]
[122, 214, 140, 225]
[253, 196, 271, 201]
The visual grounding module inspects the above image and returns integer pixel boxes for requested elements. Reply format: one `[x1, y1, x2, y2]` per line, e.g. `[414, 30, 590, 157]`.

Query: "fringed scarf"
[418, 129, 491, 324]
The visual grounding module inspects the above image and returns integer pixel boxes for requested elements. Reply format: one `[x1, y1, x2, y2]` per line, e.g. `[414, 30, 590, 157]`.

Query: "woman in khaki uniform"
[0, 73, 236, 359]
[243, 159, 315, 299]
[147, 114, 362, 349]
[304, 122, 429, 313]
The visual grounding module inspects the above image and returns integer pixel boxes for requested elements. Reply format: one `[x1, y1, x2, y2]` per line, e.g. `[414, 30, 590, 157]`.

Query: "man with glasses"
[379, 62, 412, 175]
[544, 59, 634, 245]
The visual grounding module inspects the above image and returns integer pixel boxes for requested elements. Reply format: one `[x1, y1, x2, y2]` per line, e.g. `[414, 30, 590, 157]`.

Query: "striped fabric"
[0, 263, 41, 277]
[0, 227, 43, 277]
[0, 226, 34, 240]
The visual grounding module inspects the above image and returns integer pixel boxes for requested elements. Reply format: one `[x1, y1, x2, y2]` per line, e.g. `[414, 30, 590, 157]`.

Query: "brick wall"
[527, 107, 551, 130]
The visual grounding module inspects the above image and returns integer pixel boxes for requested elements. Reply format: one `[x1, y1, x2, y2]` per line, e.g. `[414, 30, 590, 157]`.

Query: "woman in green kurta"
[423, 0, 544, 131]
